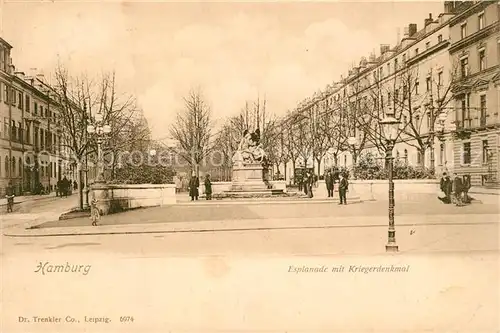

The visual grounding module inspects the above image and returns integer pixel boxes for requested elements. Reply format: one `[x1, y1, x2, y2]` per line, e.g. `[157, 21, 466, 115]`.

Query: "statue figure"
[232, 128, 266, 166]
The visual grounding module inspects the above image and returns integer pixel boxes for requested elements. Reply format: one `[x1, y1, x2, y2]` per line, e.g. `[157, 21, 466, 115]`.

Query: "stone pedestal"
[231, 163, 268, 191]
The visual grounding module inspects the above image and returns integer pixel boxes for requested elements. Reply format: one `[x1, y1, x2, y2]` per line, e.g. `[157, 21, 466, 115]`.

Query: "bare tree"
[169, 88, 213, 176]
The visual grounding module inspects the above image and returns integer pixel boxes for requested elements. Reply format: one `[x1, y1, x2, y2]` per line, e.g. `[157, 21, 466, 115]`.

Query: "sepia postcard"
[1, 0, 499, 332]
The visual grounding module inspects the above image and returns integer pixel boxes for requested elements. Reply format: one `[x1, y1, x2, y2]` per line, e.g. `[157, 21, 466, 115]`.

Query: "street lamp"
[87, 112, 112, 183]
[379, 108, 401, 252]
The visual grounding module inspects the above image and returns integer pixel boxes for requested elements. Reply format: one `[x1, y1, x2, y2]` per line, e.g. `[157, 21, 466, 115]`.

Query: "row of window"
[0, 82, 56, 118]
[460, 11, 487, 40]
[1, 119, 60, 150]
[0, 156, 58, 178]
[462, 139, 492, 165]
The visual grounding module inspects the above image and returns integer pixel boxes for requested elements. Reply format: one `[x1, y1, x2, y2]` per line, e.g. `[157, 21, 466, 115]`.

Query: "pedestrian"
[188, 172, 199, 201]
[462, 174, 471, 204]
[5, 181, 15, 213]
[89, 195, 100, 226]
[307, 171, 314, 198]
[61, 176, 70, 197]
[325, 170, 334, 198]
[56, 179, 62, 197]
[439, 172, 451, 204]
[452, 173, 463, 206]
[338, 173, 349, 205]
[73, 180, 78, 191]
[204, 173, 212, 200]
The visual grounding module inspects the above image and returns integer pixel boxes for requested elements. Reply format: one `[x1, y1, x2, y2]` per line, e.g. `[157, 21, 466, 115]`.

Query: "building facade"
[0, 37, 83, 196]
[284, 1, 499, 187]
[448, 0, 500, 186]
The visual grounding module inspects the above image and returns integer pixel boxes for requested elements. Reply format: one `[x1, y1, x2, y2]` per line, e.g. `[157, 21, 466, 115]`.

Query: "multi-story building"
[448, 0, 500, 186]
[284, 1, 499, 187]
[0, 37, 80, 196]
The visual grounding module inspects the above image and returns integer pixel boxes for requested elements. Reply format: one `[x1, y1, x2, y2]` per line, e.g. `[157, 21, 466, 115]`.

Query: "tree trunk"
[283, 161, 287, 181]
[78, 167, 84, 210]
[316, 157, 321, 176]
[292, 160, 296, 184]
[419, 149, 426, 169]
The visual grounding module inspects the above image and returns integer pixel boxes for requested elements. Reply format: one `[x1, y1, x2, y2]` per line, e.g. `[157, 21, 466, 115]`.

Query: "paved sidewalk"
[5, 213, 498, 237]
[0, 192, 58, 206]
[0, 195, 78, 231]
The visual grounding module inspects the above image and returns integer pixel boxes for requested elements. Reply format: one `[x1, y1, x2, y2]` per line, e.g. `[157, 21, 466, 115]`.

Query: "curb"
[4, 214, 498, 238]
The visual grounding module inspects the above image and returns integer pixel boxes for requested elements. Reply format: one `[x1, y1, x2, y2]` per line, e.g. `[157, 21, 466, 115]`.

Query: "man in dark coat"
[453, 173, 463, 206]
[189, 172, 199, 201]
[338, 173, 349, 205]
[61, 176, 70, 197]
[204, 174, 212, 200]
[462, 174, 471, 204]
[439, 172, 452, 204]
[325, 170, 334, 197]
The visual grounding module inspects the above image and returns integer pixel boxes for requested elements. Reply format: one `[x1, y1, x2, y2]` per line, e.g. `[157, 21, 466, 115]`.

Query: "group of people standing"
[439, 172, 471, 206]
[188, 172, 212, 201]
[56, 176, 77, 198]
[324, 170, 349, 205]
[297, 170, 317, 198]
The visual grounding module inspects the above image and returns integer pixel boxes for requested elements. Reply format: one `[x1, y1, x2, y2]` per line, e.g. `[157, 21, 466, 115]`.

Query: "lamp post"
[379, 108, 401, 252]
[86, 112, 111, 184]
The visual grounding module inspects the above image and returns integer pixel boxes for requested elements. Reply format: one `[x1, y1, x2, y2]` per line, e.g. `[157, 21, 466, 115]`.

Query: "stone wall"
[316, 179, 440, 201]
[91, 183, 176, 215]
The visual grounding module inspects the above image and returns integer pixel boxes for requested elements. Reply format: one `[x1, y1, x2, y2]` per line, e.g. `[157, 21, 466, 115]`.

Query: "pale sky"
[2, 1, 443, 139]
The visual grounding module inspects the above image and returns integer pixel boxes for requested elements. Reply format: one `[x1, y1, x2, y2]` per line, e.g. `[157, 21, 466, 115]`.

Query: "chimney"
[14, 71, 26, 80]
[409, 23, 417, 37]
[424, 13, 433, 27]
[380, 44, 391, 55]
[403, 27, 409, 38]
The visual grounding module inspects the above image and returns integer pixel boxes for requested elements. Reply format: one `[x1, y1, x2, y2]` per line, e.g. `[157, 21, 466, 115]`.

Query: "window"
[415, 80, 420, 94]
[460, 57, 469, 77]
[427, 112, 431, 128]
[394, 58, 398, 70]
[11, 121, 16, 141]
[25, 95, 30, 112]
[12, 158, 16, 176]
[404, 149, 408, 164]
[479, 49, 486, 71]
[3, 118, 8, 139]
[426, 41, 431, 49]
[18, 157, 22, 177]
[426, 76, 431, 91]
[480, 95, 487, 126]
[438, 34, 443, 43]
[478, 12, 484, 30]
[463, 142, 471, 164]
[482, 140, 489, 163]
[5, 157, 9, 175]
[387, 63, 390, 74]
[34, 102, 38, 115]
[417, 150, 422, 165]
[438, 71, 443, 86]
[403, 115, 408, 126]
[440, 143, 445, 165]
[415, 48, 419, 56]
[461, 22, 467, 39]
[402, 54, 407, 63]
[403, 84, 408, 99]
[18, 92, 22, 109]
[4, 84, 8, 103]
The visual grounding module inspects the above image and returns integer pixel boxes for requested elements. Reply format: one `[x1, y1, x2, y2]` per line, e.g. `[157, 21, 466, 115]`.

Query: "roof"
[0, 37, 13, 49]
